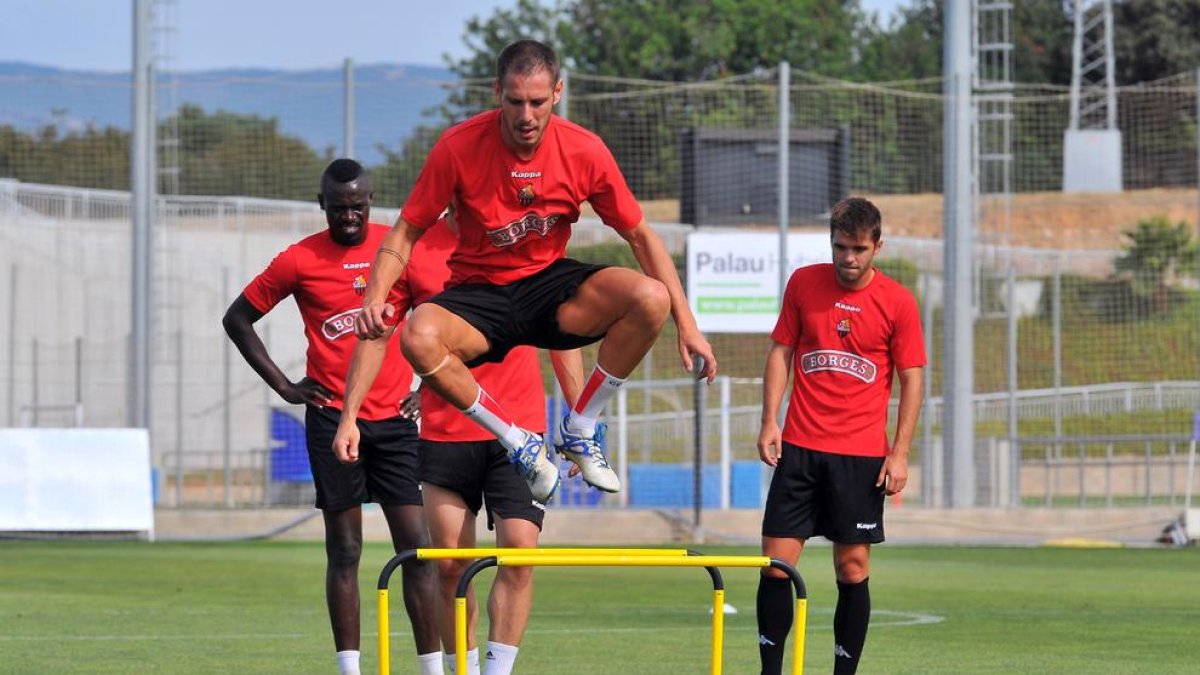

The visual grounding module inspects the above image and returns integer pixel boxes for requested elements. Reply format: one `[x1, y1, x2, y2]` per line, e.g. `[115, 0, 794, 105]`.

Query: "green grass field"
[2, 541, 1198, 674]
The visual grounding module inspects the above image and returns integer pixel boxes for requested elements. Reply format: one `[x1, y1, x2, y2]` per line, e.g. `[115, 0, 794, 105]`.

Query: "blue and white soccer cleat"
[554, 416, 621, 493]
[508, 431, 560, 503]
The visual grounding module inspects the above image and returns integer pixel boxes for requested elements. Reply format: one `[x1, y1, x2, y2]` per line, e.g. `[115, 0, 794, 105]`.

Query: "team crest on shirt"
[352, 274, 367, 296]
[518, 183, 536, 207]
[836, 318, 851, 338]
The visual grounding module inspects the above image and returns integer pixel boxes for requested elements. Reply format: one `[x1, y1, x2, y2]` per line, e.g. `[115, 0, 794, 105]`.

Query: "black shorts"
[761, 442, 886, 544]
[418, 439, 546, 531]
[304, 404, 422, 511]
[428, 258, 608, 366]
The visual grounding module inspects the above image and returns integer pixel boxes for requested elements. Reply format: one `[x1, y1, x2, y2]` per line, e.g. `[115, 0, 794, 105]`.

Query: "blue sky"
[0, 0, 904, 72]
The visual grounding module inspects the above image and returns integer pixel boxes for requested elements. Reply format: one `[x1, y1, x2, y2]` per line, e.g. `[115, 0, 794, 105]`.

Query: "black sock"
[833, 577, 871, 675]
[756, 574, 793, 675]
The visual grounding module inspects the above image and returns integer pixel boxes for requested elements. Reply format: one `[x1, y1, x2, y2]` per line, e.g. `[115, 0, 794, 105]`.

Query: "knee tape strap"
[414, 354, 452, 378]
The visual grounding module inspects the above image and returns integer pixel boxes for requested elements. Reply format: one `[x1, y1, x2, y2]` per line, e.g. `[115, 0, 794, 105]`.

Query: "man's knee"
[436, 559, 467, 591]
[400, 316, 444, 367]
[496, 565, 534, 592]
[326, 535, 363, 570]
[629, 277, 670, 323]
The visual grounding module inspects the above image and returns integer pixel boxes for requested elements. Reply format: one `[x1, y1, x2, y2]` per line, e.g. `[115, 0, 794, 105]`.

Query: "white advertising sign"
[687, 232, 830, 333]
[0, 429, 154, 535]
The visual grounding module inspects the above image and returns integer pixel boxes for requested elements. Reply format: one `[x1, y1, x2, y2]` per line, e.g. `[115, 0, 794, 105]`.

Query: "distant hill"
[0, 61, 458, 165]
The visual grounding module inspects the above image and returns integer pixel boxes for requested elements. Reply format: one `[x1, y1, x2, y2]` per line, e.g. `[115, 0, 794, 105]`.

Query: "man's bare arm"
[757, 341, 793, 467]
[356, 217, 425, 339]
[617, 221, 718, 382]
[332, 326, 393, 463]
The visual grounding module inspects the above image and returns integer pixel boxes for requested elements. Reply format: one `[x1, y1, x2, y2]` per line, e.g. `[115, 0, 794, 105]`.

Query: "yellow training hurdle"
[377, 548, 807, 675]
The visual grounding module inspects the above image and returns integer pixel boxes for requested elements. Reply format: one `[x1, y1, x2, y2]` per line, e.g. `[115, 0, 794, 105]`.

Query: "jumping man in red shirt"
[755, 197, 925, 675]
[346, 39, 716, 503]
[223, 159, 440, 675]
[337, 214, 582, 674]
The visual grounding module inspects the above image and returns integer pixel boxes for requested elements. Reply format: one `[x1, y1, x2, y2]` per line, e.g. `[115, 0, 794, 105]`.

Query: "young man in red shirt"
[222, 159, 440, 675]
[336, 214, 582, 675]
[755, 197, 925, 675]
[349, 39, 717, 503]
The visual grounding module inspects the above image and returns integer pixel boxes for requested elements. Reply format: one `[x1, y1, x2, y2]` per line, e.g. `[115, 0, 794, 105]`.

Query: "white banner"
[0, 429, 154, 535]
[687, 232, 830, 333]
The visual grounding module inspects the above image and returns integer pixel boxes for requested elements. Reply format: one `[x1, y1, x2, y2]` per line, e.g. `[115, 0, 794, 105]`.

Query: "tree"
[1114, 0, 1200, 83]
[856, 0, 1073, 84]
[1, 107, 328, 200]
[446, 0, 865, 82]
[1114, 215, 1199, 313]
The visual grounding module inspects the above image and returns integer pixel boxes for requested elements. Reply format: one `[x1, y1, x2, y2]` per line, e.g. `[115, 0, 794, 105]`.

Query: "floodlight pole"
[778, 62, 790, 299]
[943, 0, 976, 507]
[343, 58, 355, 158]
[130, 0, 153, 430]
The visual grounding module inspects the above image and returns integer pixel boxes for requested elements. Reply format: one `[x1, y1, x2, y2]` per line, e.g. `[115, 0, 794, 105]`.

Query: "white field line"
[0, 609, 943, 642]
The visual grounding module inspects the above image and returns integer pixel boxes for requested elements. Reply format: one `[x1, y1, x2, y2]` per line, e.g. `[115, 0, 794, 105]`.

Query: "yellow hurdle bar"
[494, 554, 772, 568]
[378, 549, 806, 675]
[377, 548, 692, 675]
[416, 547, 693, 560]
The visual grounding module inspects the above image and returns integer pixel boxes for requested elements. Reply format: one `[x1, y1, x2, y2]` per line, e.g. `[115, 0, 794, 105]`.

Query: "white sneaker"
[508, 431, 560, 502]
[554, 417, 620, 493]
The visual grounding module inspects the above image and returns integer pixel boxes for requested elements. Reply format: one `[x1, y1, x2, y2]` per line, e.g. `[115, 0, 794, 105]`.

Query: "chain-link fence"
[2, 65, 1198, 508]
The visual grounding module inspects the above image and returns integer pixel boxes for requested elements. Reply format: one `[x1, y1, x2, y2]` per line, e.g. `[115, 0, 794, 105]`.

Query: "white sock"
[336, 650, 360, 675]
[461, 388, 525, 451]
[483, 641, 519, 675]
[568, 364, 626, 437]
[445, 648, 481, 675]
[417, 650, 445, 675]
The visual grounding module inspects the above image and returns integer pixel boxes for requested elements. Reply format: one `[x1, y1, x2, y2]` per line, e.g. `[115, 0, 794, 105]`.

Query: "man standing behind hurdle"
[335, 212, 583, 675]
[352, 38, 717, 504]
[222, 159, 440, 675]
[755, 197, 925, 675]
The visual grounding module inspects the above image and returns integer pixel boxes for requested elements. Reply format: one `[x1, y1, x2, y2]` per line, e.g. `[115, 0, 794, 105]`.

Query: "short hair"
[496, 40, 560, 84]
[829, 197, 882, 242]
[322, 158, 365, 186]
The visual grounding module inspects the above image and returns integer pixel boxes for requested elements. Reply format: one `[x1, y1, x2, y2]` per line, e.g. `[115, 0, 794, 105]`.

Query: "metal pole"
[921, 272, 936, 507]
[7, 263, 17, 426]
[944, 0, 976, 507]
[1103, 0, 1117, 130]
[778, 62, 791, 303]
[1006, 264, 1017, 466]
[718, 376, 731, 510]
[176, 329, 184, 507]
[641, 351, 651, 464]
[75, 336, 83, 426]
[692, 356, 707, 541]
[617, 386, 629, 508]
[343, 58, 355, 158]
[31, 338, 38, 427]
[130, 0, 153, 429]
[1053, 257, 1063, 440]
[223, 267, 233, 507]
[1068, 0, 1084, 131]
[558, 67, 569, 120]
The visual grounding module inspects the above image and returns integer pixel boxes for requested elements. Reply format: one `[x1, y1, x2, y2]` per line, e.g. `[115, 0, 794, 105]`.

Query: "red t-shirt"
[401, 109, 643, 286]
[771, 264, 925, 457]
[242, 224, 413, 421]
[390, 218, 548, 442]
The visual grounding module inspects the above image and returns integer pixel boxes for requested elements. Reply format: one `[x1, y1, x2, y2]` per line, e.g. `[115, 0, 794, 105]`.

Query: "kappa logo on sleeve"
[321, 308, 362, 340]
